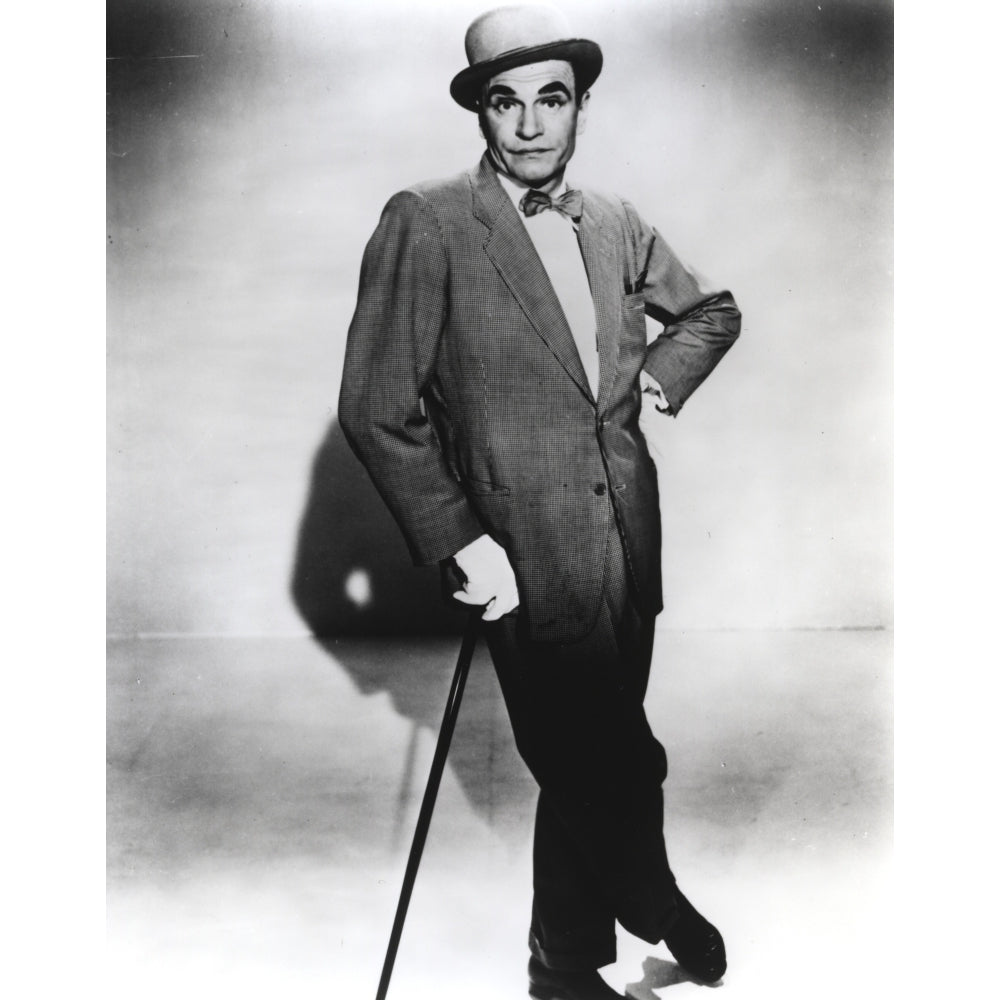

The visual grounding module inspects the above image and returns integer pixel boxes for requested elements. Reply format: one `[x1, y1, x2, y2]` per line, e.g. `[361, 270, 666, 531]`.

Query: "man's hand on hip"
[451, 534, 519, 621]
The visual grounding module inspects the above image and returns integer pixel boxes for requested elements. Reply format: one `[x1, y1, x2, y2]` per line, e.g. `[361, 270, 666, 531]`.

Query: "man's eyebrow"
[484, 81, 572, 101]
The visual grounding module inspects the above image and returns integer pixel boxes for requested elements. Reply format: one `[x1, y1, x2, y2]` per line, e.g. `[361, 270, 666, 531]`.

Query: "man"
[339, 7, 741, 998]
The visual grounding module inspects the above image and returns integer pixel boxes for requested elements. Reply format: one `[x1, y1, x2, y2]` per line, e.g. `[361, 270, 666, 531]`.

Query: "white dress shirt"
[496, 171, 601, 397]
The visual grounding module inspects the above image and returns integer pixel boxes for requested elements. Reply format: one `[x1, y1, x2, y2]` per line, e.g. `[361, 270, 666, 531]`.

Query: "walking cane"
[375, 609, 482, 1000]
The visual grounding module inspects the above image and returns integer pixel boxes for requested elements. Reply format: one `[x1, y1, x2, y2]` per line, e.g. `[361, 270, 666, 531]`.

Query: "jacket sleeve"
[339, 190, 484, 565]
[622, 199, 742, 415]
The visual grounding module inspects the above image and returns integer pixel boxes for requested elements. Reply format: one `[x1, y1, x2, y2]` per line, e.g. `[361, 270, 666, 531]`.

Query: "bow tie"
[519, 188, 583, 222]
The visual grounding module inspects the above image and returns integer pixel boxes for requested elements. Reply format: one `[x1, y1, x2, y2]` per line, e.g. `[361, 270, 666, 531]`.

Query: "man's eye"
[541, 98, 565, 109]
[493, 100, 515, 112]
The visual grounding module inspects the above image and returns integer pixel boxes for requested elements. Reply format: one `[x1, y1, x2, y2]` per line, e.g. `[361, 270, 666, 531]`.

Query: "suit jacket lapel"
[577, 198, 621, 412]
[471, 157, 594, 401]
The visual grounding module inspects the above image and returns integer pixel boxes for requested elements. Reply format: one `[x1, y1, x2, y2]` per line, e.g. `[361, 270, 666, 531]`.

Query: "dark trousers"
[482, 528, 679, 971]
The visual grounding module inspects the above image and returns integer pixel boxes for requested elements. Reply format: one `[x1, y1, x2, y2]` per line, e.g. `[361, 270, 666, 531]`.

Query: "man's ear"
[576, 91, 591, 135]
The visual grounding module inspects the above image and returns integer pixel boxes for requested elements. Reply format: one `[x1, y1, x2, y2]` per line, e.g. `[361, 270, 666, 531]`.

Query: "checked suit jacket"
[339, 154, 741, 643]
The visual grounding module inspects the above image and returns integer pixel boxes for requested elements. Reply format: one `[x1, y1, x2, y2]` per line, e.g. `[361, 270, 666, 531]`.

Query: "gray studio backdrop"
[107, 0, 892, 639]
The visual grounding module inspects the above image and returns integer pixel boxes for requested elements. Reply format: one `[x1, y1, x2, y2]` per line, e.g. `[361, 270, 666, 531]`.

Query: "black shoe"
[528, 956, 625, 1000]
[663, 887, 727, 983]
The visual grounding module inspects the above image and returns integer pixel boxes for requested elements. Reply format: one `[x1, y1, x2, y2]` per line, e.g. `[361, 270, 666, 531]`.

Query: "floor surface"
[107, 628, 891, 999]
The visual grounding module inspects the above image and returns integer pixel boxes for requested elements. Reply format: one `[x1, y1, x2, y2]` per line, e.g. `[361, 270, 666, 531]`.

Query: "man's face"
[479, 59, 589, 192]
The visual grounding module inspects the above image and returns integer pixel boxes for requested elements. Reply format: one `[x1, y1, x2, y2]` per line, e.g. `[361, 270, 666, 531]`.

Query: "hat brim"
[450, 39, 603, 111]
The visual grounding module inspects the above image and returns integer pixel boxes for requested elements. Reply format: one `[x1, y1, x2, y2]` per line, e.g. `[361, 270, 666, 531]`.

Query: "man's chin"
[488, 148, 565, 190]
[510, 165, 560, 189]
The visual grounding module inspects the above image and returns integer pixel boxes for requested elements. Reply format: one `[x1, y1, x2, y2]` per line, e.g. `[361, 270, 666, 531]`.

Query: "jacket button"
[594, 483, 607, 496]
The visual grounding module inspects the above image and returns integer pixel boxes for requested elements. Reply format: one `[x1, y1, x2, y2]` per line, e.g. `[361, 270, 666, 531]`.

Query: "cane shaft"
[375, 612, 480, 1000]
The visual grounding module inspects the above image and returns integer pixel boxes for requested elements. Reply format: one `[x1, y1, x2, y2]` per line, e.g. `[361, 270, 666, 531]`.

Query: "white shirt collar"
[494, 168, 569, 215]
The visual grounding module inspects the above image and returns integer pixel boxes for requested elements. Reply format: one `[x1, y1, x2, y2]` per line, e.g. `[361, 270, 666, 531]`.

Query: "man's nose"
[516, 106, 542, 139]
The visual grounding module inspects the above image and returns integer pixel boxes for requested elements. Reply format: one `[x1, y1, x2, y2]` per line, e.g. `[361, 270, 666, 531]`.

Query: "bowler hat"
[450, 5, 603, 112]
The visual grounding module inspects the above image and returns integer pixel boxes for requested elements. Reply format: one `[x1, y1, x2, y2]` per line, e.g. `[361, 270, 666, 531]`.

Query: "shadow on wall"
[290, 424, 534, 841]
[291, 419, 467, 638]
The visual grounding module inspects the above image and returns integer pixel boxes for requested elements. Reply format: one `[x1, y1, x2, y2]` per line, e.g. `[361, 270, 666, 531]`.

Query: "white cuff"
[639, 371, 673, 414]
